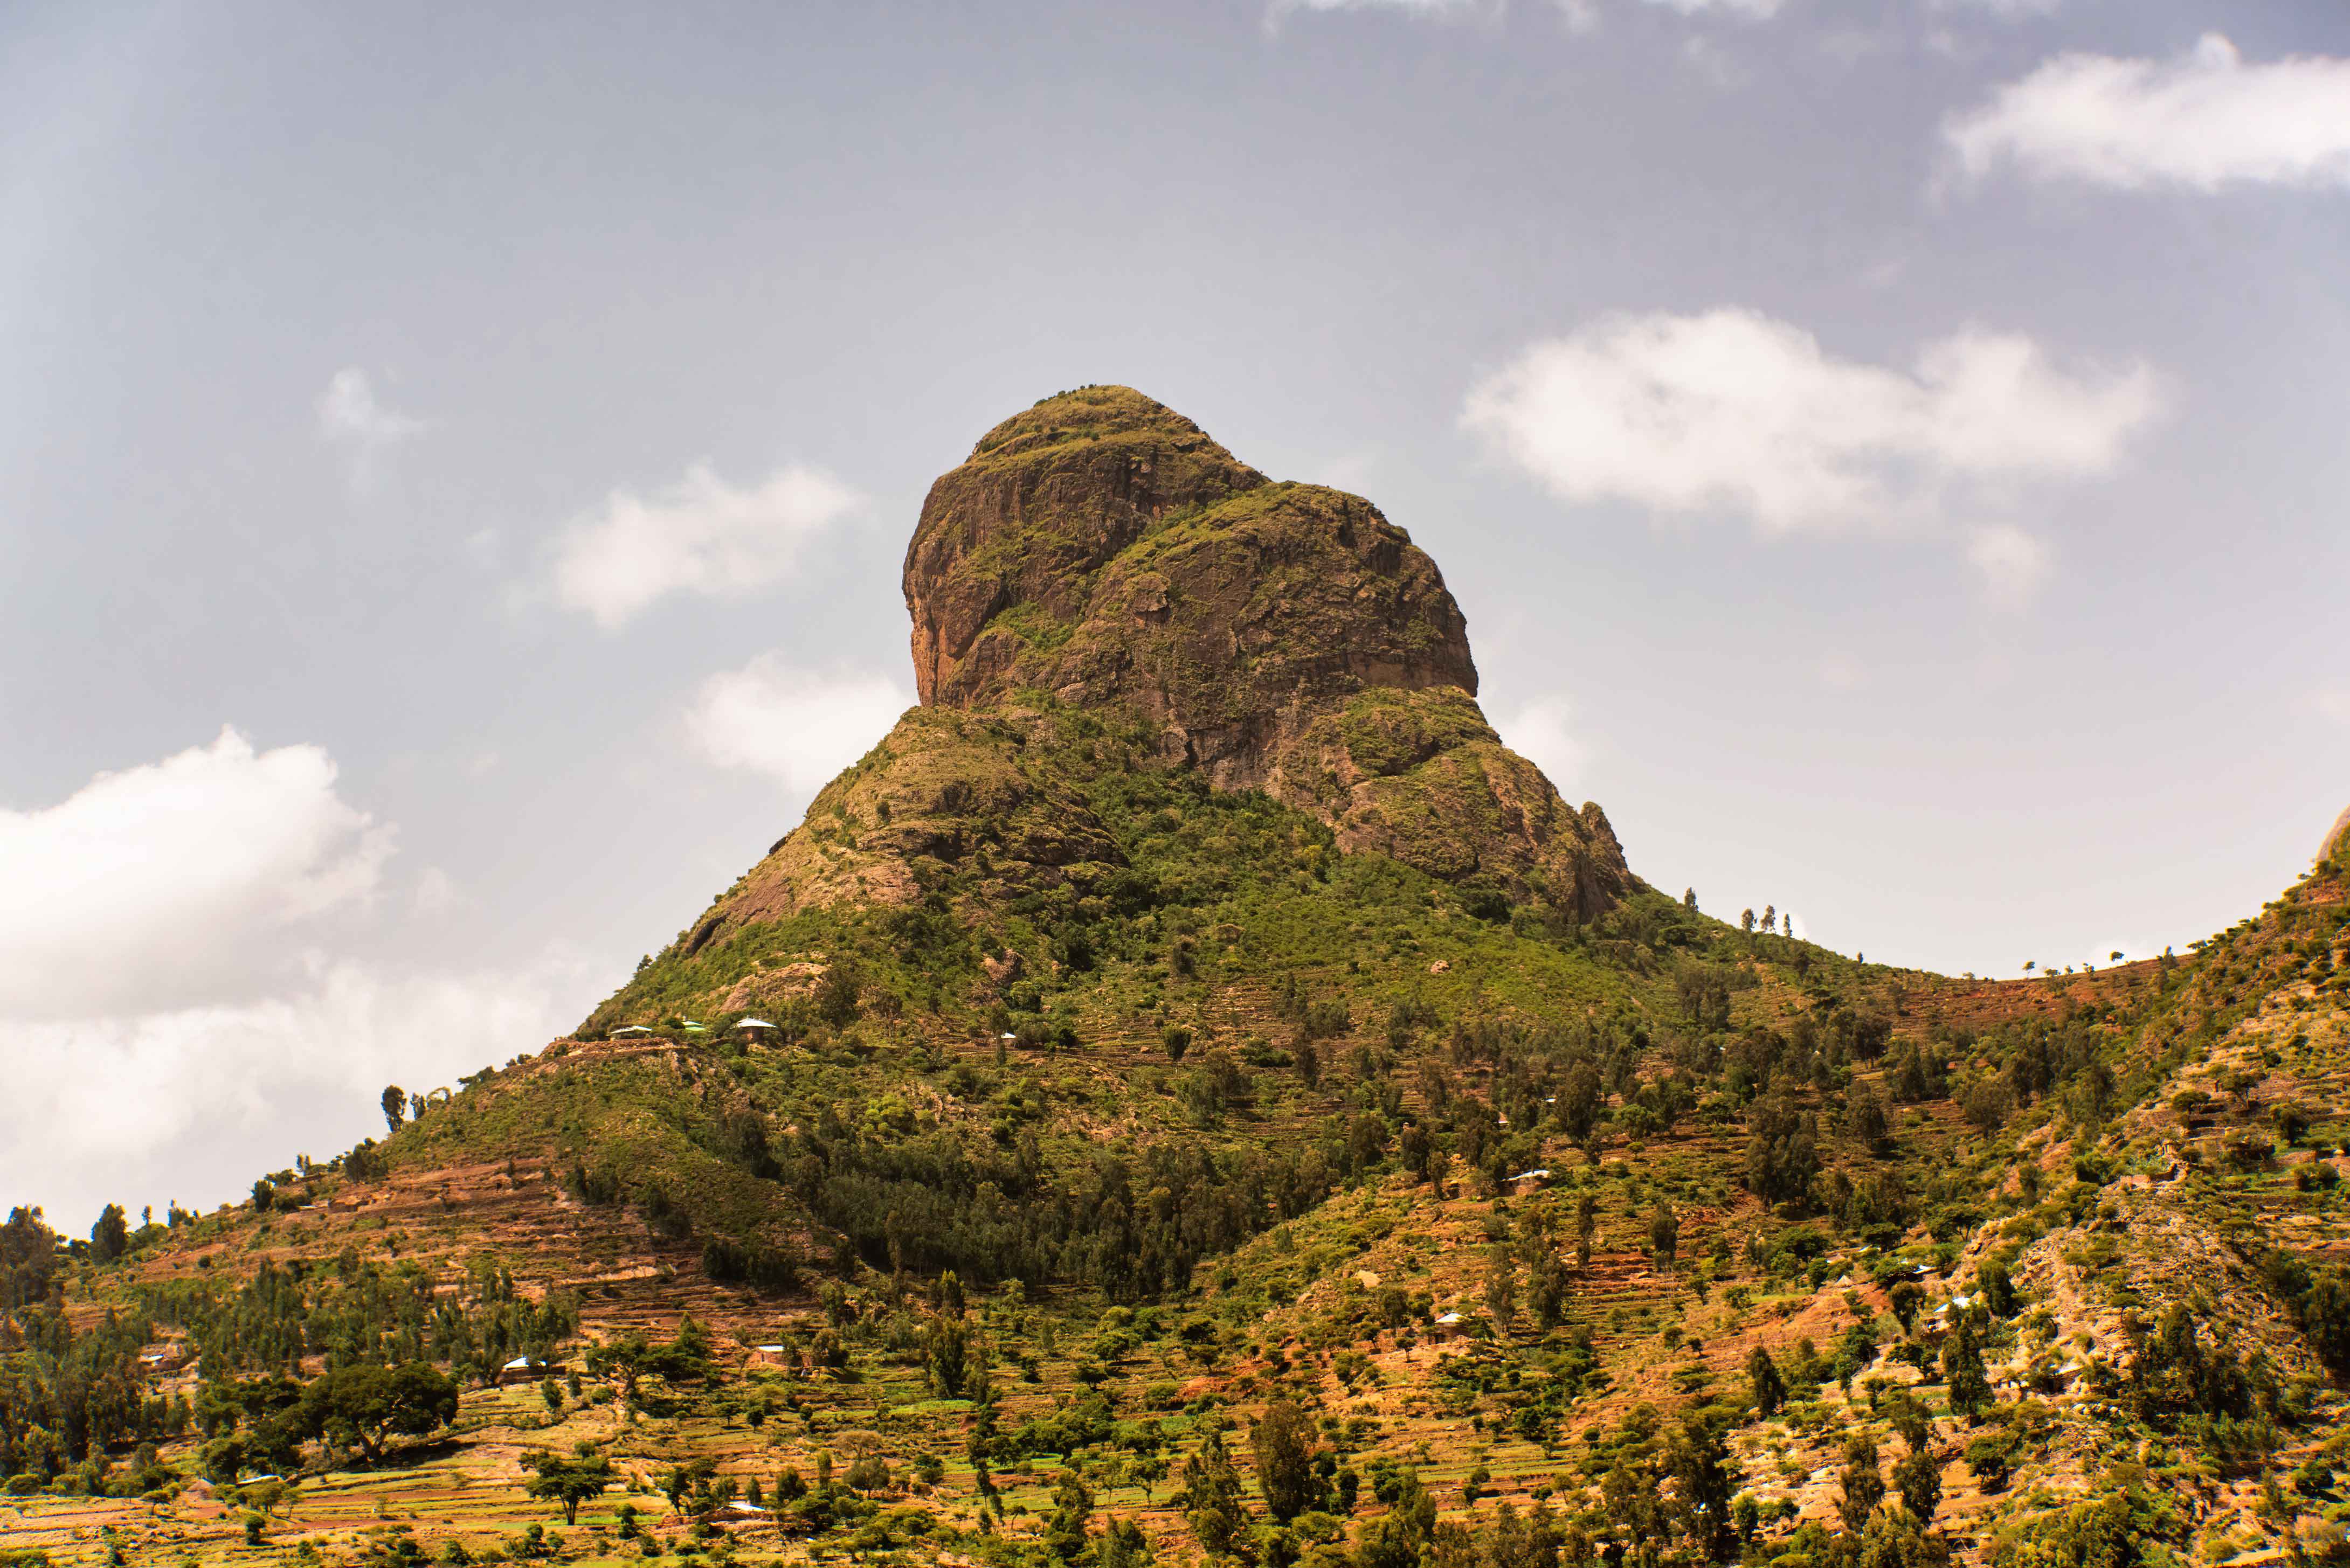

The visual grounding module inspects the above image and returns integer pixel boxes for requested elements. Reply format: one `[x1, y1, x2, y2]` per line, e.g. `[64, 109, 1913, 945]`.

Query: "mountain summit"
[635, 388, 1630, 1015]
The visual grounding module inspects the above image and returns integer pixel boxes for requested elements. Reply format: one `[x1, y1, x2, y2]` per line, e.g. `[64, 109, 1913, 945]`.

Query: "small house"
[612, 1025, 653, 1038]
[499, 1355, 558, 1386]
[1506, 1167, 1552, 1196]
[1434, 1311, 1470, 1342]
[735, 1017, 778, 1039]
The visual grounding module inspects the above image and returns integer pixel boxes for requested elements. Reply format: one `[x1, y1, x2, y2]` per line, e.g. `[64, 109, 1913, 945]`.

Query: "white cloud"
[413, 866, 462, 915]
[550, 462, 860, 629]
[0, 728, 392, 1018]
[1947, 33, 2350, 191]
[684, 658, 912, 795]
[1966, 523, 2051, 609]
[1932, 0, 2060, 16]
[1273, 0, 1492, 13]
[1641, 0, 1785, 18]
[1815, 655, 1867, 691]
[317, 368, 423, 488]
[2310, 687, 2350, 726]
[1462, 307, 2160, 535]
[0, 953, 597, 1231]
[1495, 696, 1580, 791]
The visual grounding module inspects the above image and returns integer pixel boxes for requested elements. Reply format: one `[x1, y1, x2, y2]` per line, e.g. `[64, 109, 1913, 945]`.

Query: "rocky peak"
[904, 386, 1478, 781]
[898, 386, 1630, 914]
[606, 387, 1636, 1006]
[904, 386, 1271, 709]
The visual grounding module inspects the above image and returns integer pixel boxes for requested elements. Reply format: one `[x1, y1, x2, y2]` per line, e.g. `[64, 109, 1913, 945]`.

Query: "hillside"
[8, 387, 2350, 1568]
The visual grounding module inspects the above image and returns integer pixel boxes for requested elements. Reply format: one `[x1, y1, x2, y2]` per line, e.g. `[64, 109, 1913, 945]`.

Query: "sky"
[5, 0, 2348, 1231]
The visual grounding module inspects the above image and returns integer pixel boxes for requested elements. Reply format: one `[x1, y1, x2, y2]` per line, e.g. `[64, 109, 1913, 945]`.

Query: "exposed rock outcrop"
[902, 385, 1630, 913]
[659, 385, 1633, 968]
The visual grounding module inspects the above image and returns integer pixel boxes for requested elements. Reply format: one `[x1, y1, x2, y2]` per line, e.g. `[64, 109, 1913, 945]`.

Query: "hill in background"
[9, 389, 2350, 1568]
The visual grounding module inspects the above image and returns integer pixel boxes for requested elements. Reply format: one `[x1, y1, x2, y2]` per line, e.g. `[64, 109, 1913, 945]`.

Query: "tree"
[1741, 910, 1756, 933]
[926, 1316, 972, 1398]
[1839, 1434, 1886, 1534]
[1649, 1202, 1680, 1267]
[1249, 1400, 1319, 1522]
[1848, 1086, 1892, 1156]
[662, 1458, 715, 1520]
[1962, 1080, 2011, 1135]
[587, 1335, 648, 1416]
[1048, 1476, 1090, 1560]
[1892, 1445, 1940, 1525]
[1941, 1323, 1992, 1421]
[1745, 1093, 1819, 1206]
[1885, 1392, 1929, 1456]
[1098, 1516, 1153, 1568]
[1683, 889, 1698, 910]
[1747, 1346, 1787, 1418]
[90, 1204, 129, 1262]
[1181, 1427, 1250, 1555]
[1530, 1252, 1571, 1329]
[1575, 1194, 1598, 1269]
[1400, 1122, 1437, 1184]
[1853, 1508, 1951, 1568]
[1162, 1026, 1191, 1065]
[814, 964, 861, 1026]
[381, 1085, 406, 1135]
[524, 1451, 614, 1525]
[1976, 1258, 2016, 1320]
[1888, 1282, 1924, 1331]
[1557, 1065, 1605, 1144]
[1664, 1417, 1738, 1562]
[294, 1362, 459, 1462]
[1484, 1246, 1517, 1328]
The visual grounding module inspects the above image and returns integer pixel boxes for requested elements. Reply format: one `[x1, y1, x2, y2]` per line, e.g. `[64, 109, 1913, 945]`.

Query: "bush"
[1962, 1432, 2013, 1493]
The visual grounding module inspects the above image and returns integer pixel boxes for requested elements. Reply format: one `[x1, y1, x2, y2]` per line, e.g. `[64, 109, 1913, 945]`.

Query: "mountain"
[9, 390, 2350, 1568]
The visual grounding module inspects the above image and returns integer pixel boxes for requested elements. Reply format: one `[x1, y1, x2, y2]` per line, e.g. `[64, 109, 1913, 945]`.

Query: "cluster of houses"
[609, 1018, 780, 1042]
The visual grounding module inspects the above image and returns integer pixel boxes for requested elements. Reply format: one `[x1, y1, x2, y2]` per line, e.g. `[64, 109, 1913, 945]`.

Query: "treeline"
[1, 1300, 185, 1489]
[143, 1253, 577, 1384]
[779, 1119, 1332, 1300]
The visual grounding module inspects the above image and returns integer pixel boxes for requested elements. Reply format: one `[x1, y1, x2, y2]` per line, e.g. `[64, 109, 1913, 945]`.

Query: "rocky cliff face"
[675, 386, 1632, 962]
[903, 385, 1629, 909]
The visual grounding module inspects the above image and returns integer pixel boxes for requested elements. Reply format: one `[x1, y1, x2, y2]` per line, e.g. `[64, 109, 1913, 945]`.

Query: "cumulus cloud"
[1461, 307, 2160, 535]
[0, 728, 392, 1018]
[0, 731, 603, 1229]
[317, 368, 423, 488]
[684, 658, 913, 795]
[550, 462, 860, 629]
[1494, 696, 1580, 791]
[1947, 33, 2350, 191]
[0, 954, 597, 1231]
